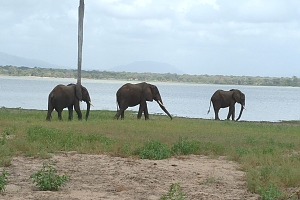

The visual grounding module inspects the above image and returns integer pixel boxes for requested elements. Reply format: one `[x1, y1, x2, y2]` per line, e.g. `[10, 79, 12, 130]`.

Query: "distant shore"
[1, 65, 300, 87]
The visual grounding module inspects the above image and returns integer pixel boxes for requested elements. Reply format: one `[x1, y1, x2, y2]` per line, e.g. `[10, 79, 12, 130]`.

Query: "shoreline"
[1, 107, 299, 124]
[1, 74, 300, 88]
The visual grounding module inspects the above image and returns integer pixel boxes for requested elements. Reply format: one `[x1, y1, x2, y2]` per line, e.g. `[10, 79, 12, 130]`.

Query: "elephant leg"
[121, 110, 125, 119]
[114, 110, 121, 119]
[137, 103, 146, 119]
[227, 105, 235, 120]
[57, 109, 63, 120]
[68, 105, 73, 121]
[213, 105, 220, 120]
[143, 104, 149, 120]
[137, 107, 143, 119]
[114, 106, 127, 120]
[114, 113, 119, 119]
[74, 103, 82, 120]
[46, 106, 54, 121]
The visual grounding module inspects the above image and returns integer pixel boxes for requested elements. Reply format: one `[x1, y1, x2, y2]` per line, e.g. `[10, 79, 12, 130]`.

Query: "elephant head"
[74, 84, 91, 121]
[144, 83, 173, 120]
[46, 83, 92, 121]
[231, 89, 245, 121]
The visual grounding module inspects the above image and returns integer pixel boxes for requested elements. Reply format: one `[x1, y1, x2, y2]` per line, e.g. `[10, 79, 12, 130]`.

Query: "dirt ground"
[1, 153, 260, 200]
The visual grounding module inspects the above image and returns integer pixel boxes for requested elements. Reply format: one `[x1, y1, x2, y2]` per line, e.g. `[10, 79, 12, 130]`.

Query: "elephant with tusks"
[114, 82, 172, 120]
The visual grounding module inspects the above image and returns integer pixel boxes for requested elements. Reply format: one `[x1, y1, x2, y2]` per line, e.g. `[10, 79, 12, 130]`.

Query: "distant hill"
[0, 51, 67, 69]
[110, 61, 184, 75]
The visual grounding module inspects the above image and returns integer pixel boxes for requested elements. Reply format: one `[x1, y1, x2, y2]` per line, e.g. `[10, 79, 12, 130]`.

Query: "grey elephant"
[46, 83, 92, 121]
[207, 89, 245, 121]
[114, 82, 172, 120]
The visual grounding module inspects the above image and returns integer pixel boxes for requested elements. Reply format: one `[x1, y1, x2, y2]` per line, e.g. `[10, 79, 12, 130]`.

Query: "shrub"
[30, 162, 68, 191]
[258, 184, 282, 200]
[0, 170, 8, 193]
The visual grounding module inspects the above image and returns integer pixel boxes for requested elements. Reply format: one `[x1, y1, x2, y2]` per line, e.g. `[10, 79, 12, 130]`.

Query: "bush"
[0, 170, 8, 193]
[258, 184, 282, 200]
[30, 162, 68, 191]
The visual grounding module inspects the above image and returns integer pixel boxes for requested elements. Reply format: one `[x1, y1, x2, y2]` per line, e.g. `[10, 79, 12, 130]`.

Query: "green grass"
[1, 107, 300, 199]
[160, 182, 186, 200]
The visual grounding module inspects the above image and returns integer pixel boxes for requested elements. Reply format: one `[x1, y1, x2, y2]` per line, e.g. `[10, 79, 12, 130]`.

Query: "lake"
[0, 76, 299, 122]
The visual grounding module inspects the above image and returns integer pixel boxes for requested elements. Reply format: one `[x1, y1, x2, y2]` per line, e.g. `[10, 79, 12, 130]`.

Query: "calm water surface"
[1, 76, 300, 122]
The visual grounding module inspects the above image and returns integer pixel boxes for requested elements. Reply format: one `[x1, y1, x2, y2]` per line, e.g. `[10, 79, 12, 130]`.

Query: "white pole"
[77, 0, 84, 86]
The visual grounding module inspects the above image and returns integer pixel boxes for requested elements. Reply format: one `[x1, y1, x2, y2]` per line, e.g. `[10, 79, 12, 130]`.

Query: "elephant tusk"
[89, 101, 94, 107]
[158, 100, 164, 107]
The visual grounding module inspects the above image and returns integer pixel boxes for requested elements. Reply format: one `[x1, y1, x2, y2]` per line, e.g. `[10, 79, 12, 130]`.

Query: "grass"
[160, 183, 186, 200]
[0, 107, 300, 199]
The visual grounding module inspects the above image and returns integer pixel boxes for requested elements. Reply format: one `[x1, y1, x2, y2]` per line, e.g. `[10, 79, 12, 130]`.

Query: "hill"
[0, 51, 67, 69]
[110, 61, 184, 75]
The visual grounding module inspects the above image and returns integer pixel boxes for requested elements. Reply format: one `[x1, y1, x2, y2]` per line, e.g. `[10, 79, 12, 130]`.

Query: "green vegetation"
[1, 108, 300, 199]
[0, 170, 8, 193]
[1, 65, 300, 86]
[160, 183, 186, 200]
[258, 184, 282, 200]
[134, 140, 171, 160]
[30, 162, 69, 191]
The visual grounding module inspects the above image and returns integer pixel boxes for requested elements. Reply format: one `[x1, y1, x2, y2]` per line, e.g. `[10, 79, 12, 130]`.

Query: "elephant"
[114, 82, 172, 120]
[207, 89, 245, 121]
[46, 83, 92, 121]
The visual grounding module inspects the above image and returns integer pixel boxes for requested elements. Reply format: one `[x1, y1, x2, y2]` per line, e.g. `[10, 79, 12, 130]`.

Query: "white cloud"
[0, 0, 300, 77]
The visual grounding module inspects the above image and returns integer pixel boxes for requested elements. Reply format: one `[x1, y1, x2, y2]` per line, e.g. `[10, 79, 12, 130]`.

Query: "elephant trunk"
[157, 100, 172, 120]
[236, 104, 245, 121]
[85, 101, 91, 121]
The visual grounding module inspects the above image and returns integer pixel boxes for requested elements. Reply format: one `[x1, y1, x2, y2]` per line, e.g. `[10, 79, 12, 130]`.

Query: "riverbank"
[1, 108, 300, 199]
[1, 65, 300, 87]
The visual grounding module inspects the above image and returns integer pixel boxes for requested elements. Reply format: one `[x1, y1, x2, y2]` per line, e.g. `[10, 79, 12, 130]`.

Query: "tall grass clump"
[0, 130, 13, 167]
[171, 137, 202, 156]
[134, 140, 171, 160]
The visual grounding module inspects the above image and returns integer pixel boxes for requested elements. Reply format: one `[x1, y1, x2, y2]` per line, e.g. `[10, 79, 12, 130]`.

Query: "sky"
[0, 0, 299, 77]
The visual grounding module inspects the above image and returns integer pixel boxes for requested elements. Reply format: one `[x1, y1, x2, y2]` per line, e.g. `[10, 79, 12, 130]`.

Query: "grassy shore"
[0, 107, 300, 199]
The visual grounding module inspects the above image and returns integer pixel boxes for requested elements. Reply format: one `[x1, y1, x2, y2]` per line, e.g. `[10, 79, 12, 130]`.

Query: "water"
[1, 76, 300, 122]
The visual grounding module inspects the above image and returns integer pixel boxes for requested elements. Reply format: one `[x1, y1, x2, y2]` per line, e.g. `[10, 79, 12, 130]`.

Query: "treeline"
[0, 65, 299, 87]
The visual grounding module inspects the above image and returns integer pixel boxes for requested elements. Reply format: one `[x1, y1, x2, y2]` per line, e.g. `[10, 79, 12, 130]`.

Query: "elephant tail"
[207, 100, 212, 114]
[48, 93, 54, 105]
[116, 100, 119, 111]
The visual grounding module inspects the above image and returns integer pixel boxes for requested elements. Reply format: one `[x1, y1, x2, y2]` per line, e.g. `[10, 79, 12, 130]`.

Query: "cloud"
[0, 0, 300, 77]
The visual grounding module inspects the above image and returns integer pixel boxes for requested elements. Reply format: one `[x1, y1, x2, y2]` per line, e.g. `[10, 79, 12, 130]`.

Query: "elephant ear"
[232, 90, 241, 102]
[75, 84, 83, 101]
[143, 83, 153, 101]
